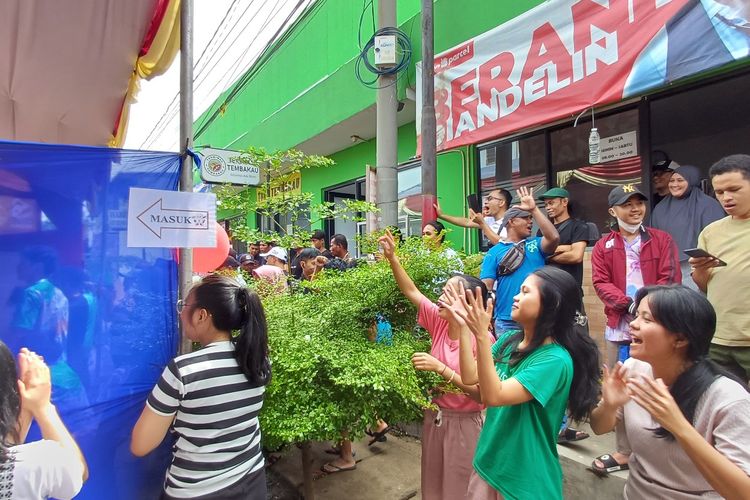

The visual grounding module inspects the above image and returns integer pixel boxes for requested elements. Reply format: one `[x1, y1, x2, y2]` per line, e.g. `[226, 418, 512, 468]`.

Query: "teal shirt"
[473, 332, 573, 500]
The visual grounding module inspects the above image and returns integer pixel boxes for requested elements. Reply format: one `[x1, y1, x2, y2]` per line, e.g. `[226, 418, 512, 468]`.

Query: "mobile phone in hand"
[467, 194, 482, 214]
[684, 248, 727, 266]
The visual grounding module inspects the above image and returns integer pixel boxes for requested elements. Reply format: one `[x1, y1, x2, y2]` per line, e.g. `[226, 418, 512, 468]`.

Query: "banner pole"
[178, 0, 194, 355]
[420, 0, 437, 226]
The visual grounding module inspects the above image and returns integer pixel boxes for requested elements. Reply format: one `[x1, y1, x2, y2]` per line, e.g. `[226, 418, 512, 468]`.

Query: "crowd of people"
[2, 153, 750, 499]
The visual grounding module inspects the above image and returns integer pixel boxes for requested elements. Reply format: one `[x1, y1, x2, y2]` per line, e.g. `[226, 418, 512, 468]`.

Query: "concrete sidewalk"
[267, 424, 628, 499]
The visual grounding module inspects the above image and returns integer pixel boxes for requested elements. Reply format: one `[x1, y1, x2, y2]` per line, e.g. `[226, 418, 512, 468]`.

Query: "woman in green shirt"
[446, 266, 601, 499]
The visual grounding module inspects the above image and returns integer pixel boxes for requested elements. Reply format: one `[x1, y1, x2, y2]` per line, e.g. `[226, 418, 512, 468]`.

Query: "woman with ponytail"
[131, 275, 270, 500]
[590, 285, 750, 499]
[452, 266, 600, 499]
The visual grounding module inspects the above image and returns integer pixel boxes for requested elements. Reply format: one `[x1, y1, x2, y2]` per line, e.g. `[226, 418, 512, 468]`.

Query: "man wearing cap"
[651, 155, 679, 208]
[539, 187, 593, 444]
[589, 183, 681, 475]
[480, 186, 559, 336]
[238, 253, 260, 274]
[253, 247, 289, 291]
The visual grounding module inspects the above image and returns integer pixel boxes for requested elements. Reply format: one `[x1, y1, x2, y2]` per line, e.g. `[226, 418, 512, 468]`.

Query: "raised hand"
[378, 229, 397, 260]
[17, 348, 52, 417]
[600, 363, 630, 410]
[627, 374, 690, 435]
[515, 186, 536, 212]
[455, 287, 493, 339]
[469, 208, 484, 225]
[433, 201, 443, 217]
[438, 281, 467, 327]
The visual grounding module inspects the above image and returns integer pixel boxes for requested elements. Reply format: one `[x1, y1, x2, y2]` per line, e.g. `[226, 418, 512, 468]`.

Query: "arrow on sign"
[136, 198, 210, 239]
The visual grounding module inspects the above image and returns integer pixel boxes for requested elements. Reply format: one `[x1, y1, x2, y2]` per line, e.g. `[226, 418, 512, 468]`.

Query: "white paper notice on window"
[127, 188, 217, 248]
[599, 131, 638, 163]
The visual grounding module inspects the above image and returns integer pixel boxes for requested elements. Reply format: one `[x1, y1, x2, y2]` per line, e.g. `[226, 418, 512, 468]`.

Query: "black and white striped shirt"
[147, 341, 265, 498]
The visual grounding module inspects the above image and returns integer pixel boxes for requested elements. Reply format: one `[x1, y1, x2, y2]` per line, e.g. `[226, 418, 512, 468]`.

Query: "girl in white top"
[590, 285, 750, 499]
[0, 342, 88, 499]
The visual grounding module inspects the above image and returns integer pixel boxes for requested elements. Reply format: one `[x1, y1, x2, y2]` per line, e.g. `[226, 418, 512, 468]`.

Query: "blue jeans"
[494, 318, 520, 339]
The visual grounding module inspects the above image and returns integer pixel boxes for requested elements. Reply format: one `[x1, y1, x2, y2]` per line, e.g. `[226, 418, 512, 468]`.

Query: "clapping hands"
[16, 348, 52, 417]
[438, 281, 493, 339]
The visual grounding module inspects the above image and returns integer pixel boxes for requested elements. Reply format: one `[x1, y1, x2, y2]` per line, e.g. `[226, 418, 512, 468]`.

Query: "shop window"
[478, 133, 547, 249]
[257, 204, 310, 244]
[550, 108, 641, 233]
[650, 72, 750, 182]
[396, 164, 423, 237]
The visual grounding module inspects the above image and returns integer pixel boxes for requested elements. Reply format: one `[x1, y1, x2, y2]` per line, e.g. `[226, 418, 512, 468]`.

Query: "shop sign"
[417, 0, 746, 153]
[600, 131, 638, 163]
[127, 187, 216, 248]
[256, 172, 301, 203]
[200, 148, 261, 186]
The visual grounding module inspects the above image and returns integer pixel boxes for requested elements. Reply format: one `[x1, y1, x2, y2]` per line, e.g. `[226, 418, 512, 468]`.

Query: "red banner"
[416, 0, 749, 152]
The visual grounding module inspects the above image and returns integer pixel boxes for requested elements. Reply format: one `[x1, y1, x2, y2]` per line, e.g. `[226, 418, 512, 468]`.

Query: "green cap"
[539, 187, 570, 199]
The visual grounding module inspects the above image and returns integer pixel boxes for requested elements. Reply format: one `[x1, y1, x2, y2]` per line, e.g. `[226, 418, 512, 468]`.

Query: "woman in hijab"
[650, 165, 725, 289]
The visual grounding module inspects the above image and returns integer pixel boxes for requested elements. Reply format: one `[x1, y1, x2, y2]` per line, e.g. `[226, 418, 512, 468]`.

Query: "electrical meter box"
[374, 35, 397, 66]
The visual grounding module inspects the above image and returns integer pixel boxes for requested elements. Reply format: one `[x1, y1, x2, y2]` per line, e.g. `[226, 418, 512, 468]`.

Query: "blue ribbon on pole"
[185, 148, 201, 168]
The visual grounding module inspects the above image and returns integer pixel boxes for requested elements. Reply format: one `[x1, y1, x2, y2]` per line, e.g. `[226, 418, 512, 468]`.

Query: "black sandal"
[365, 426, 391, 446]
[590, 454, 629, 475]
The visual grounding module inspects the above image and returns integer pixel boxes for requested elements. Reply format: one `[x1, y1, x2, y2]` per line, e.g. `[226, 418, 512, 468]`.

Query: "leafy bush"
[461, 252, 485, 278]
[258, 237, 458, 449]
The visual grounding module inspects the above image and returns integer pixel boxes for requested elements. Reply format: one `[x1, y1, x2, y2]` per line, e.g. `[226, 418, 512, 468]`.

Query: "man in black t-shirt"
[539, 187, 591, 444]
[539, 188, 589, 291]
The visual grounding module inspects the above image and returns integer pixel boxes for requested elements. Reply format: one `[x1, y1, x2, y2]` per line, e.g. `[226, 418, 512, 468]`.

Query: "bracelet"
[439, 364, 448, 376]
[448, 369, 456, 384]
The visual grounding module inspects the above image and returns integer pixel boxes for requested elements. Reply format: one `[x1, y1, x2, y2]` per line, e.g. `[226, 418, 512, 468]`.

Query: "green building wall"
[203, 0, 546, 253]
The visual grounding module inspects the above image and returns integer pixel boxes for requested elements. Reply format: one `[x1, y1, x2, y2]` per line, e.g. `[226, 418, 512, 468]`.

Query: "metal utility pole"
[375, 0, 398, 229]
[420, 0, 437, 225]
[178, 0, 194, 355]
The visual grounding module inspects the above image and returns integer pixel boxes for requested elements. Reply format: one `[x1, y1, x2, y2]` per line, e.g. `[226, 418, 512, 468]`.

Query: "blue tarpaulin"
[0, 139, 181, 499]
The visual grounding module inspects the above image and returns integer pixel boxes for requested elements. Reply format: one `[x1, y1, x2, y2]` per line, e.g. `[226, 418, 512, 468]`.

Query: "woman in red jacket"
[590, 184, 681, 475]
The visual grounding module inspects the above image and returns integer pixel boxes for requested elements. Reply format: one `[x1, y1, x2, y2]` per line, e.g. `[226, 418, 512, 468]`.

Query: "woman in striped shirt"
[131, 275, 271, 499]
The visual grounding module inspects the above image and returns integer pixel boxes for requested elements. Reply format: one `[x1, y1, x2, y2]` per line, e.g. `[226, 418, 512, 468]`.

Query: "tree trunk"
[300, 441, 315, 500]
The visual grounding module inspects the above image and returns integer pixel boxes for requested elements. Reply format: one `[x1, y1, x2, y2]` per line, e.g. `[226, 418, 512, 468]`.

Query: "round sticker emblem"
[203, 154, 226, 177]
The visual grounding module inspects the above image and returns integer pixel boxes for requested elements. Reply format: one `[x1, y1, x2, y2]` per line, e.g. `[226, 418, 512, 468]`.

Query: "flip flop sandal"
[320, 462, 357, 474]
[590, 454, 629, 475]
[324, 446, 356, 456]
[366, 426, 392, 446]
[557, 428, 590, 443]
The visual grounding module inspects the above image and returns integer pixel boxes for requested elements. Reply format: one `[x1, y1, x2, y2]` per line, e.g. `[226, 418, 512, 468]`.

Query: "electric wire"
[354, 0, 411, 89]
[140, 0, 265, 149]
[139, 1, 249, 149]
[199, 0, 286, 107]
[193, 0, 318, 140]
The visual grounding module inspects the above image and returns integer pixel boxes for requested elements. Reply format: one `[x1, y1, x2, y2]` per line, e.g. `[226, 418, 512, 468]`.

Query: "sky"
[124, 0, 314, 152]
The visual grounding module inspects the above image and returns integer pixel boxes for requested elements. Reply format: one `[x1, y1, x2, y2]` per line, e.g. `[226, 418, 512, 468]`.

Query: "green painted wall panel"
[197, 0, 545, 152]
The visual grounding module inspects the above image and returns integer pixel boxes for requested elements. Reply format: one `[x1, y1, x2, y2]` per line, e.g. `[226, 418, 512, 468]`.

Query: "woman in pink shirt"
[379, 230, 492, 500]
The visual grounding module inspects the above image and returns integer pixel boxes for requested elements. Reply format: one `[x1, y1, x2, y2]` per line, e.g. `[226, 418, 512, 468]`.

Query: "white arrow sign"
[127, 188, 216, 248]
[136, 198, 209, 238]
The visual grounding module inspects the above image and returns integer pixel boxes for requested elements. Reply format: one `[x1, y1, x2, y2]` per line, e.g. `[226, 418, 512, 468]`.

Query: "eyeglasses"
[485, 196, 503, 202]
[175, 299, 194, 313]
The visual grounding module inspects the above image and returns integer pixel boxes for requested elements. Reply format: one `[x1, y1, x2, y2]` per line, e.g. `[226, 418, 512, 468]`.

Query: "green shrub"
[258, 237, 457, 449]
